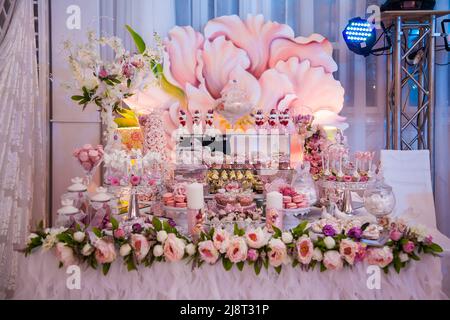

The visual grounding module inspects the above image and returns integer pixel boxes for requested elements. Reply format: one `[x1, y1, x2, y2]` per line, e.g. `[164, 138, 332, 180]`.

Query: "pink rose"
[109, 176, 120, 186]
[343, 175, 353, 183]
[98, 68, 108, 78]
[81, 161, 92, 171]
[130, 234, 150, 262]
[402, 241, 415, 254]
[198, 240, 220, 264]
[366, 246, 393, 268]
[226, 236, 248, 263]
[323, 250, 343, 270]
[113, 228, 125, 239]
[389, 229, 403, 241]
[82, 144, 93, 151]
[213, 229, 230, 254]
[247, 249, 259, 262]
[424, 235, 433, 245]
[163, 233, 186, 262]
[268, 238, 288, 267]
[94, 239, 117, 264]
[130, 175, 141, 186]
[245, 227, 268, 249]
[55, 242, 77, 267]
[73, 148, 81, 157]
[88, 150, 99, 159]
[78, 151, 89, 162]
[355, 243, 367, 262]
[339, 239, 359, 265]
[296, 236, 314, 265]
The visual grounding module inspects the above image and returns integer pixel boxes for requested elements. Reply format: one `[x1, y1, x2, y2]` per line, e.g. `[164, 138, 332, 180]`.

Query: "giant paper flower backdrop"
[126, 14, 345, 148]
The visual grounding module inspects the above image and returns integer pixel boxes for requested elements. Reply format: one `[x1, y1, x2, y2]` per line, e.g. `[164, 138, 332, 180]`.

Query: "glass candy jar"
[363, 179, 396, 221]
[62, 177, 88, 213]
[291, 163, 318, 207]
[57, 199, 84, 227]
[89, 187, 114, 228]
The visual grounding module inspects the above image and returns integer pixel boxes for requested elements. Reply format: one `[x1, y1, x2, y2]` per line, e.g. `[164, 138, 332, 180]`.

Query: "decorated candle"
[266, 191, 284, 232]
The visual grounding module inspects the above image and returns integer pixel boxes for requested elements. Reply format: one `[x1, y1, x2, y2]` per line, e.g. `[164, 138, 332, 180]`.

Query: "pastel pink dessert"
[286, 203, 297, 209]
[174, 195, 186, 203]
[175, 202, 187, 208]
[162, 193, 174, 202]
[283, 196, 292, 204]
[292, 195, 305, 204]
[166, 200, 175, 207]
[297, 202, 308, 208]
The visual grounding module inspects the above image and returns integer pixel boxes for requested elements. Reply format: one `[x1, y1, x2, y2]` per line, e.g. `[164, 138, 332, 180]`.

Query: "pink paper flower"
[109, 176, 120, 186]
[226, 236, 248, 263]
[79, 151, 89, 162]
[339, 239, 359, 265]
[81, 161, 92, 172]
[296, 235, 314, 265]
[213, 228, 230, 254]
[268, 238, 288, 267]
[130, 234, 150, 262]
[163, 234, 186, 262]
[130, 175, 141, 186]
[245, 227, 268, 249]
[323, 250, 343, 270]
[402, 241, 415, 254]
[366, 246, 393, 268]
[198, 240, 220, 264]
[113, 228, 125, 239]
[389, 229, 403, 241]
[424, 235, 433, 245]
[55, 242, 77, 267]
[247, 249, 259, 262]
[94, 239, 117, 264]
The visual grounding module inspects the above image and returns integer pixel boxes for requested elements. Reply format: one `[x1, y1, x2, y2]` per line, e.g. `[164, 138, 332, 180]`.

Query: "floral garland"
[23, 216, 443, 276]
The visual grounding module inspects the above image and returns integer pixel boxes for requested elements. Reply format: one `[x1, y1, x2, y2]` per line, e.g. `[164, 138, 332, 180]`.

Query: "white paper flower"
[73, 231, 85, 243]
[185, 243, 196, 256]
[324, 236, 336, 250]
[119, 244, 132, 257]
[81, 243, 94, 256]
[312, 247, 323, 262]
[281, 232, 293, 244]
[156, 230, 168, 243]
[153, 245, 164, 257]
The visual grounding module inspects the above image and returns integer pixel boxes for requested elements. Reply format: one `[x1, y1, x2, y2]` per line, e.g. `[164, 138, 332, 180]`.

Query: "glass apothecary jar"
[363, 179, 396, 220]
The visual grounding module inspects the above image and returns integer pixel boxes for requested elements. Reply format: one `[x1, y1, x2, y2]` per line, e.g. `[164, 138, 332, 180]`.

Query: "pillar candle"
[186, 182, 204, 210]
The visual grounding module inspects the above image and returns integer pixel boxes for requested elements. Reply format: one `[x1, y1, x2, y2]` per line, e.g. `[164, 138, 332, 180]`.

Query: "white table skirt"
[13, 249, 447, 300]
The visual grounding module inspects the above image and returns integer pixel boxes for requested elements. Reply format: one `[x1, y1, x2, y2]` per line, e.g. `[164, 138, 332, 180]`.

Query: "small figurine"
[268, 109, 279, 131]
[279, 109, 291, 133]
[253, 110, 266, 131]
[204, 109, 217, 136]
[173, 109, 190, 142]
[192, 110, 203, 135]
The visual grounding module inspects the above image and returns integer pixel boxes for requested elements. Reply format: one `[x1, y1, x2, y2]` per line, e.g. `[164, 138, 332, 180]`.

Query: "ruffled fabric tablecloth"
[13, 249, 446, 300]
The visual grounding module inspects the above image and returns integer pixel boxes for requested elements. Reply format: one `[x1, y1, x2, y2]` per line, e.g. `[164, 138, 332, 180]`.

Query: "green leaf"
[274, 266, 282, 274]
[262, 257, 269, 270]
[234, 223, 244, 236]
[320, 262, 326, 272]
[410, 252, 421, 261]
[394, 256, 402, 274]
[71, 95, 85, 101]
[292, 221, 308, 237]
[125, 25, 146, 54]
[110, 217, 119, 231]
[292, 259, 299, 268]
[102, 263, 111, 276]
[114, 118, 139, 128]
[237, 261, 244, 271]
[361, 222, 370, 231]
[92, 227, 102, 238]
[163, 220, 172, 233]
[222, 258, 233, 271]
[127, 79, 131, 88]
[254, 259, 262, 275]
[272, 226, 282, 239]
[429, 243, 443, 253]
[152, 217, 162, 232]
[126, 257, 137, 272]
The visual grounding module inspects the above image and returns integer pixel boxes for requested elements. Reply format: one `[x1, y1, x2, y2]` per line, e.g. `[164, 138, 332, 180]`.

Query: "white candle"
[186, 183, 204, 209]
[266, 191, 283, 210]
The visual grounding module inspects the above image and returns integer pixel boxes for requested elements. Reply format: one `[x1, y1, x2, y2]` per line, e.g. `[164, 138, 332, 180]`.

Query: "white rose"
[81, 243, 94, 256]
[281, 232, 293, 244]
[73, 231, 85, 243]
[119, 244, 132, 257]
[312, 248, 323, 262]
[186, 243, 197, 256]
[157, 230, 168, 243]
[153, 244, 164, 257]
[245, 227, 268, 249]
[324, 236, 336, 250]
[399, 252, 409, 263]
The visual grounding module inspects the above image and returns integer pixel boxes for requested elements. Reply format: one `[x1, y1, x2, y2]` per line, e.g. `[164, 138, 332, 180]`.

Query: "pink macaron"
[292, 195, 305, 204]
[283, 196, 292, 204]
[165, 200, 175, 207]
[163, 193, 174, 201]
[175, 202, 187, 208]
[174, 195, 186, 203]
[286, 203, 297, 209]
[297, 202, 308, 208]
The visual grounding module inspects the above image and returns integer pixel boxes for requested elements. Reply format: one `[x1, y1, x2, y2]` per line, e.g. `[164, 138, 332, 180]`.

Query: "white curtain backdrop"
[103, 0, 450, 237]
[0, 0, 46, 298]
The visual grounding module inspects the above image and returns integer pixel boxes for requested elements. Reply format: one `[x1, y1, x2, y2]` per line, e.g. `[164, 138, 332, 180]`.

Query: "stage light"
[342, 17, 377, 57]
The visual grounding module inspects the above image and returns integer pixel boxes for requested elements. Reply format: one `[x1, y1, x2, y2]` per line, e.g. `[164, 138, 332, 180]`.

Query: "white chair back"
[380, 150, 436, 228]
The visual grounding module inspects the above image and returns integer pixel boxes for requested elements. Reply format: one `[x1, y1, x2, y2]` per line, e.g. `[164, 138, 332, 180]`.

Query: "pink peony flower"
[296, 235, 314, 265]
[402, 241, 415, 254]
[245, 227, 268, 249]
[78, 151, 89, 162]
[213, 228, 230, 254]
[198, 240, 220, 264]
[339, 239, 359, 265]
[73, 148, 81, 157]
[247, 249, 259, 262]
[355, 243, 367, 262]
[55, 242, 77, 267]
[268, 238, 288, 267]
[226, 236, 248, 263]
[113, 228, 125, 239]
[82, 144, 93, 151]
[94, 239, 117, 264]
[424, 235, 433, 245]
[389, 229, 403, 241]
[98, 68, 108, 79]
[163, 233, 186, 262]
[130, 175, 141, 186]
[323, 250, 343, 270]
[130, 234, 150, 262]
[109, 176, 120, 187]
[366, 246, 393, 268]
[81, 161, 92, 171]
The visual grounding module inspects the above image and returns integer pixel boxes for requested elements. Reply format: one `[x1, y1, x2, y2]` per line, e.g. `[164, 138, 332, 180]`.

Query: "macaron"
[297, 202, 308, 208]
[286, 203, 297, 209]
[175, 202, 187, 208]
[174, 195, 186, 203]
[283, 196, 292, 204]
[292, 195, 305, 204]
[163, 193, 174, 201]
[165, 200, 175, 207]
